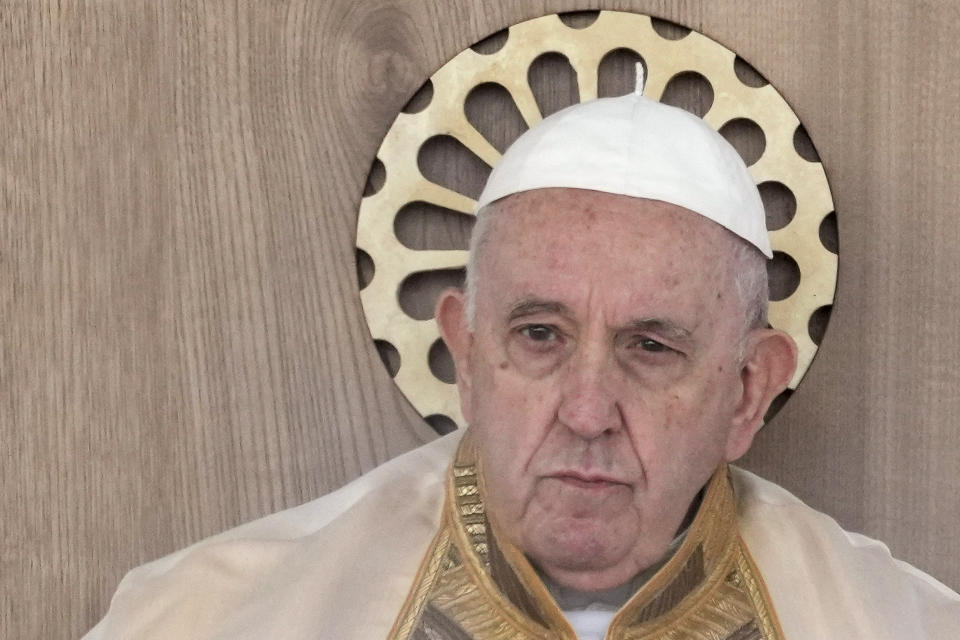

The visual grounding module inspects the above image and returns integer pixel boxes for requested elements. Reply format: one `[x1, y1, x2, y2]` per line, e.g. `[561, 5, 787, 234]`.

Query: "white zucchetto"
[475, 68, 771, 258]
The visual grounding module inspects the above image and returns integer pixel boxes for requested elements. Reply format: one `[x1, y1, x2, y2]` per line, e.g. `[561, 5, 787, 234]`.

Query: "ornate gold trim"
[442, 434, 568, 639]
[388, 523, 453, 640]
[737, 536, 786, 640]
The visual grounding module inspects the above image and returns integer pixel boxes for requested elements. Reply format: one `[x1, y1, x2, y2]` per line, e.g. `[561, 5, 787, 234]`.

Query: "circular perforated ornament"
[356, 11, 837, 432]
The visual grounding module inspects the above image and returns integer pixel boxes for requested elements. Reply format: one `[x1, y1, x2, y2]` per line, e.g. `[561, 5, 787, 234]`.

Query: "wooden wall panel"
[3, 2, 959, 638]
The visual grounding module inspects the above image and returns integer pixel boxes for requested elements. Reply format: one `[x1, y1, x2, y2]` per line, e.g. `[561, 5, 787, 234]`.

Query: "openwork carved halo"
[357, 11, 837, 431]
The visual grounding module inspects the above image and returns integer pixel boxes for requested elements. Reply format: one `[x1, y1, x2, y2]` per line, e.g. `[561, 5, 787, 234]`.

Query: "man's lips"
[549, 471, 628, 490]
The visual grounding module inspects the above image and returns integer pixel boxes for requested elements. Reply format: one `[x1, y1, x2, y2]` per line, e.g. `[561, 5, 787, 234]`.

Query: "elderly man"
[86, 84, 960, 639]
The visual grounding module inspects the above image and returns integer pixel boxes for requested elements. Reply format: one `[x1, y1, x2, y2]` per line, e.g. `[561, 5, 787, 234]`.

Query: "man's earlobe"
[725, 329, 798, 461]
[435, 288, 474, 422]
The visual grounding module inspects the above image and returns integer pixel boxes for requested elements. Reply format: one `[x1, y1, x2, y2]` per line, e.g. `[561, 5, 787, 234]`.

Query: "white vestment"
[84, 430, 960, 639]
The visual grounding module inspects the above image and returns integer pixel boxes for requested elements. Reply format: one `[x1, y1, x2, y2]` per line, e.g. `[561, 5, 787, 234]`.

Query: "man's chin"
[523, 518, 632, 576]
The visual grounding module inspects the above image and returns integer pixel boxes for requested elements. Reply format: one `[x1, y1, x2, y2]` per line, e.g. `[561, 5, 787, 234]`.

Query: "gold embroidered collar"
[391, 431, 783, 640]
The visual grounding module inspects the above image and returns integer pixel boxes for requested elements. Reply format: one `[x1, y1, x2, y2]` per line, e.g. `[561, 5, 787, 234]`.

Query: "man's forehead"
[486, 188, 732, 248]
[472, 188, 742, 329]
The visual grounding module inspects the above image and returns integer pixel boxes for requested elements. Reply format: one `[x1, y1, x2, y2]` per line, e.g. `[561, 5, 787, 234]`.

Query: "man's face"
[442, 188, 770, 592]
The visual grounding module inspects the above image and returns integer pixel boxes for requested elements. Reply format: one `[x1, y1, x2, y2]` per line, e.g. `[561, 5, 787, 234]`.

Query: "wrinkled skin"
[437, 188, 796, 592]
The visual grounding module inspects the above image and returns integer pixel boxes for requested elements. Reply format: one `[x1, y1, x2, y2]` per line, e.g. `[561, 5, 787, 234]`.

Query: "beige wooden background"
[4, 2, 960, 638]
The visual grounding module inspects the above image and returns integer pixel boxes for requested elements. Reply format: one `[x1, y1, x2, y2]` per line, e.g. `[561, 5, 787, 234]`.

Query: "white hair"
[464, 198, 769, 335]
[464, 203, 496, 329]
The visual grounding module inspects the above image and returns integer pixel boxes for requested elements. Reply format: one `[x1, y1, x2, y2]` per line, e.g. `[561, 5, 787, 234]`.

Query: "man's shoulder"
[209, 428, 462, 544]
[731, 466, 960, 638]
[84, 431, 462, 640]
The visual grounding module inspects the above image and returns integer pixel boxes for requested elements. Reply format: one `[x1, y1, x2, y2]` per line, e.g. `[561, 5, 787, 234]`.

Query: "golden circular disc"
[357, 11, 838, 431]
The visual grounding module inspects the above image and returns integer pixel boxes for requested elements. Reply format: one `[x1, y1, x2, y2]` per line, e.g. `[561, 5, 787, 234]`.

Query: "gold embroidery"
[389, 526, 454, 640]
[453, 465, 478, 477]
[736, 538, 786, 640]
[458, 503, 485, 516]
[391, 433, 783, 640]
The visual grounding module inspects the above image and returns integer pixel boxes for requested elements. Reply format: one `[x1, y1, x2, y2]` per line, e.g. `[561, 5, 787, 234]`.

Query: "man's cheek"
[481, 385, 543, 438]
[505, 344, 566, 380]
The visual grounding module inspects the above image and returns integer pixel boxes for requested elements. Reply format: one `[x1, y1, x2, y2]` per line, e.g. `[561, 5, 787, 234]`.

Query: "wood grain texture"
[3, 1, 960, 638]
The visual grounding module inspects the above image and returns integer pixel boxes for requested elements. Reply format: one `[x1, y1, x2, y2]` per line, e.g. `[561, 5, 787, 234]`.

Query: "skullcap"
[475, 76, 771, 258]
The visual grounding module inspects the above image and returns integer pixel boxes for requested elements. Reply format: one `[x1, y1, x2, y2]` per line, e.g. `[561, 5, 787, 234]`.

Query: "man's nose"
[556, 344, 624, 439]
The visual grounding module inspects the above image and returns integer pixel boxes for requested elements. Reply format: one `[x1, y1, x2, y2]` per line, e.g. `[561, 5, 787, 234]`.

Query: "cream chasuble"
[84, 430, 960, 639]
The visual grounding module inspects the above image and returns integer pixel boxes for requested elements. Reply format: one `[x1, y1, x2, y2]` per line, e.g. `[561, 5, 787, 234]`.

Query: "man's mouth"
[551, 471, 627, 490]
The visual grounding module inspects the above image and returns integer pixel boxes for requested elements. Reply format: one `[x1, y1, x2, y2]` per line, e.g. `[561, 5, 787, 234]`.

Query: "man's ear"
[725, 329, 798, 461]
[435, 288, 474, 423]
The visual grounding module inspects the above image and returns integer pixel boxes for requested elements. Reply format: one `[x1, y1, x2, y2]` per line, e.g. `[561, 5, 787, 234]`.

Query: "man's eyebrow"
[507, 299, 569, 321]
[627, 318, 693, 342]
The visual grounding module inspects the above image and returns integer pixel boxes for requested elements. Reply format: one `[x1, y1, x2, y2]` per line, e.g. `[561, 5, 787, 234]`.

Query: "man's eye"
[636, 338, 668, 352]
[519, 325, 557, 342]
